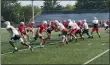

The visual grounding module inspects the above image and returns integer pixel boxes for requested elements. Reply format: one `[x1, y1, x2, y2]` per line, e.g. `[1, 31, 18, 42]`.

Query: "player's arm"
[25, 26, 28, 34]
[18, 27, 23, 36]
[43, 29, 50, 37]
[55, 25, 60, 32]
[37, 27, 42, 37]
[67, 26, 72, 34]
[18, 27, 21, 34]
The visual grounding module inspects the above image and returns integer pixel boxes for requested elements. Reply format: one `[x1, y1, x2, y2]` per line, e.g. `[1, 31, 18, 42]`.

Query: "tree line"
[1, 0, 109, 25]
[42, 0, 109, 13]
[1, 0, 41, 24]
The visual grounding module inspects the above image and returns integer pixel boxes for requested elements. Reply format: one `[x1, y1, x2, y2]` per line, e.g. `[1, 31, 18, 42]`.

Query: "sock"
[62, 35, 65, 42]
[14, 47, 18, 50]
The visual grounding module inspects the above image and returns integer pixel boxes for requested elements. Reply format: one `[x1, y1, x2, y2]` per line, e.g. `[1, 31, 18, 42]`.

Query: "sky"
[18, 1, 77, 7]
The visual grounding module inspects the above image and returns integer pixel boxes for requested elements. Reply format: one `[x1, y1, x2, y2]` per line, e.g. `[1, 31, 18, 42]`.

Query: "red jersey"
[63, 21, 68, 28]
[18, 24, 27, 34]
[28, 23, 34, 28]
[38, 24, 47, 34]
[77, 21, 84, 29]
[51, 22, 57, 29]
[54, 23, 59, 29]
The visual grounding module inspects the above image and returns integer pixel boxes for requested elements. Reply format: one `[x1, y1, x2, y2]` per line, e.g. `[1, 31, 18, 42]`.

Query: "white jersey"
[68, 22, 76, 29]
[83, 23, 89, 29]
[58, 23, 65, 31]
[47, 22, 51, 29]
[74, 23, 80, 30]
[104, 22, 108, 27]
[92, 19, 99, 24]
[92, 19, 99, 28]
[6, 25, 20, 37]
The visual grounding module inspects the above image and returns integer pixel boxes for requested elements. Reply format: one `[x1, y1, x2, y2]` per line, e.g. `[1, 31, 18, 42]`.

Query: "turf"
[1, 28, 109, 64]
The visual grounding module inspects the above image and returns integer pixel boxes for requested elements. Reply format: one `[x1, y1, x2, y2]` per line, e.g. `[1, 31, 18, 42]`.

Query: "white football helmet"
[20, 21, 24, 25]
[42, 20, 47, 24]
[4, 21, 10, 26]
[94, 17, 97, 20]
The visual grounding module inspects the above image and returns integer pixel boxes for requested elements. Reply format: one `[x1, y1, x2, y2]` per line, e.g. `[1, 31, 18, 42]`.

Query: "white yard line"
[1, 46, 40, 55]
[83, 49, 109, 65]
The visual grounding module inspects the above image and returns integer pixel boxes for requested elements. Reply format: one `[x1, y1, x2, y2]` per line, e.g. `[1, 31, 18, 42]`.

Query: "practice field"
[1, 28, 109, 64]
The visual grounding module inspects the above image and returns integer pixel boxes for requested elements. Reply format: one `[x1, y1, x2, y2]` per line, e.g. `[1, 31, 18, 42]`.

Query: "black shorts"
[105, 26, 109, 29]
[82, 29, 89, 34]
[11, 35, 21, 40]
[47, 28, 52, 34]
[34, 30, 43, 40]
[27, 29, 32, 32]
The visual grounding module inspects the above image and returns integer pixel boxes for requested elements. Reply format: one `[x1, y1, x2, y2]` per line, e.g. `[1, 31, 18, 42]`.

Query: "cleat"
[88, 36, 91, 38]
[29, 46, 33, 51]
[99, 36, 101, 38]
[43, 39, 47, 44]
[91, 36, 93, 39]
[82, 38, 84, 40]
[69, 39, 72, 42]
[59, 42, 64, 46]
[74, 39, 77, 42]
[13, 49, 18, 53]
[58, 34, 61, 36]
[66, 41, 68, 44]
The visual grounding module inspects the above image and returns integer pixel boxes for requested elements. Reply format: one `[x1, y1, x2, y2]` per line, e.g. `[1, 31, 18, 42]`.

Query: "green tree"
[64, 4, 74, 11]
[1, 0, 41, 24]
[55, 4, 64, 11]
[75, 0, 110, 10]
[20, 5, 41, 23]
[1, 0, 18, 22]
[43, 0, 57, 12]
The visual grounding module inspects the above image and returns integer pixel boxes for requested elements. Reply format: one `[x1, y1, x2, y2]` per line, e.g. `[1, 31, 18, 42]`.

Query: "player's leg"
[105, 26, 108, 31]
[46, 28, 52, 40]
[77, 29, 84, 40]
[26, 33, 31, 41]
[32, 29, 34, 37]
[19, 36, 33, 51]
[96, 28, 101, 38]
[59, 29, 68, 46]
[21, 33, 28, 42]
[39, 36, 45, 47]
[34, 30, 38, 40]
[85, 29, 91, 38]
[9, 37, 18, 53]
[82, 29, 86, 35]
[91, 28, 95, 38]
[71, 29, 78, 42]
[29, 28, 34, 37]
[64, 32, 68, 44]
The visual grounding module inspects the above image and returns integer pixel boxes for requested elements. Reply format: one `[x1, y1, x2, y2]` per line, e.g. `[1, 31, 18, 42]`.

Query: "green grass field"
[1, 28, 109, 64]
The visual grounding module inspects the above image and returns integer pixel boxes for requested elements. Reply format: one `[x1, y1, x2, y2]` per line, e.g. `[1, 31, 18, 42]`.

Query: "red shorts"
[71, 29, 78, 34]
[92, 28, 99, 32]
